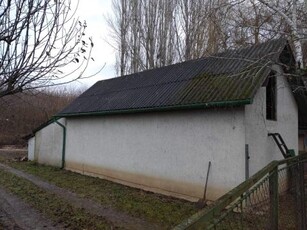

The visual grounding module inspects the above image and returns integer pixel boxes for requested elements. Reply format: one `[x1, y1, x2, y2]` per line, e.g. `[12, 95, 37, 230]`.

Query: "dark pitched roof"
[58, 38, 292, 117]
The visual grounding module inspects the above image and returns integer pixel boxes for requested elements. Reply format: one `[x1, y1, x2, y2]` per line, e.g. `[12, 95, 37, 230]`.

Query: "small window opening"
[266, 75, 277, 120]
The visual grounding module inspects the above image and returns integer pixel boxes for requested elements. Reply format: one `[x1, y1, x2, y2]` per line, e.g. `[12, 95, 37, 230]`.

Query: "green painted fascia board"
[55, 98, 252, 118]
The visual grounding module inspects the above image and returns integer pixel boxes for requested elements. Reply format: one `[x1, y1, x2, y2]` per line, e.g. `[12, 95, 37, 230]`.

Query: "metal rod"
[203, 161, 211, 201]
[245, 144, 250, 180]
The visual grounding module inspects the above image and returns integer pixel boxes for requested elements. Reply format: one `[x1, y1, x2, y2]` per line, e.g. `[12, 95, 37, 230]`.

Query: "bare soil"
[0, 187, 61, 230]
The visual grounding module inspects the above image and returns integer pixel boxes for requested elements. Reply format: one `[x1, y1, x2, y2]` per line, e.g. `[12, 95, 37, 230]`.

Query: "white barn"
[28, 39, 302, 201]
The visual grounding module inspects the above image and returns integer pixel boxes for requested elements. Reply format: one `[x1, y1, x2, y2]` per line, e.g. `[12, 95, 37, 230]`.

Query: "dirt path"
[0, 186, 61, 230]
[0, 203, 22, 230]
[0, 163, 162, 230]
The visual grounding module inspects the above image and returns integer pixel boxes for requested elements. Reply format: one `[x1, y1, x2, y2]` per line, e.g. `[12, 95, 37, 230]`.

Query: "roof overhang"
[57, 98, 252, 118]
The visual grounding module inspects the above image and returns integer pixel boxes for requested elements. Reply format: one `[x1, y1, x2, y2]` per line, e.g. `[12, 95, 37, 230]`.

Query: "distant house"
[28, 39, 302, 201]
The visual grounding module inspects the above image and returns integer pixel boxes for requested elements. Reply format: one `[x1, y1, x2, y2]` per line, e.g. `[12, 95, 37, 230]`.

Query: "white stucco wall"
[27, 137, 35, 161]
[34, 118, 65, 167]
[65, 108, 246, 201]
[245, 65, 298, 176]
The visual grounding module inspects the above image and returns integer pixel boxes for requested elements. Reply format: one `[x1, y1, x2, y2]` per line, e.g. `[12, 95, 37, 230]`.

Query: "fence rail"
[174, 153, 307, 230]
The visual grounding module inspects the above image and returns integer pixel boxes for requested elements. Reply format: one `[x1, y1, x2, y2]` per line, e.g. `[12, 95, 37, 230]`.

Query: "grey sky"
[74, 0, 116, 88]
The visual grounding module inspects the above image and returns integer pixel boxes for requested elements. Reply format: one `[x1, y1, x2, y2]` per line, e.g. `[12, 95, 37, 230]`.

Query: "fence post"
[269, 165, 278, 230]
[296, 156, 307, 230]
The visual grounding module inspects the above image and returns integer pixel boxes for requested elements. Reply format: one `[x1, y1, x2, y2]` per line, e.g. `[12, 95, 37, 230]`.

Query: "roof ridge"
[58, 38, 290, 116]
[95, 38, 287, 84]
[85, 54, 276, 97]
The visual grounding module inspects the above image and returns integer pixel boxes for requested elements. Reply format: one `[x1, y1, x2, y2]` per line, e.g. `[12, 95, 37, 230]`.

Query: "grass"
[1, 158, 199, 227]
[0, 168, 112, 229]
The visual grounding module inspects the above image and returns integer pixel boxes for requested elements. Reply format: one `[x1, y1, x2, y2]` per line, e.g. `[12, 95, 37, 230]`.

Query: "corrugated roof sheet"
[59, 38, 290, 117]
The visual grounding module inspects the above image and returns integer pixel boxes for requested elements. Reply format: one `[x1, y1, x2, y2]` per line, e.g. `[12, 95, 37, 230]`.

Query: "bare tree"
[0, 0, 94, 98]
[223, 0, 307, 67]
[108, 0, 178, 75]
[108, 0, 130, 76]
[109, 0, 241, 75]
[256, 0, 306, 68]
[176, 0, 209, 60]
[109, 0, 307, 76]
[140, 0, 178, 69]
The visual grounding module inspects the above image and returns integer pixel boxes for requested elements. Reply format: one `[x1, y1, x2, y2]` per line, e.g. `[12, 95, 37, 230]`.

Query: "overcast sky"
[73, 0, 116, 89]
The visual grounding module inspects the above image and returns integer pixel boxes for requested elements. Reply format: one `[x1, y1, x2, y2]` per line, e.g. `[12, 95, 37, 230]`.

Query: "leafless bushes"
[0, 88, 82, 146]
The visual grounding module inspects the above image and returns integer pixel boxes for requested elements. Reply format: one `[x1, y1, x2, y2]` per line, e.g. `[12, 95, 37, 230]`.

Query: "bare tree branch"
[0, 0, 95, 98]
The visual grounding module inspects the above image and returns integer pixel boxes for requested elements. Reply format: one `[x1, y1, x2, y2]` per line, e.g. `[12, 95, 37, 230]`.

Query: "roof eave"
[56, 98, 252, 118]
[23, 117, 61, 139]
